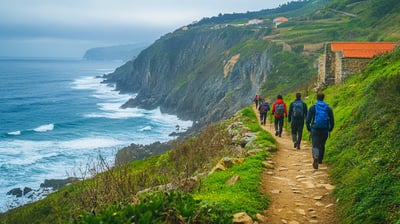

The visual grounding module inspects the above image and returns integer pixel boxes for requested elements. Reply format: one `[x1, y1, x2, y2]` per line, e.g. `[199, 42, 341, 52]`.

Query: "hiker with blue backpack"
[272, 95, 288, 137]
[288, 93, 308, 150]
[306, 92, 334, 170]
[258, 98, 270, 125]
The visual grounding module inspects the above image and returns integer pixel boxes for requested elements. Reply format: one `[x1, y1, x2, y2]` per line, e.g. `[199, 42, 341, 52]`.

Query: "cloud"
[0, 0, 289, 57]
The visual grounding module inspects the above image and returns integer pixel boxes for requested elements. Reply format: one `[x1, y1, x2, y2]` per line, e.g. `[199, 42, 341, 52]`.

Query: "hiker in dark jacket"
[288, 93, 308, 150]
[271, 95, 288, 137]
[306, 92, 334, 169]
[253, 94, 260, 108]
[258, 98, 270, 125]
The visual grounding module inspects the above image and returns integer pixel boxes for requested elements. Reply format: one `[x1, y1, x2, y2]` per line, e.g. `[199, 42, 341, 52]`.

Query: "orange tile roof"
[273, 17, 289, 23]
[331, 42, 399, 58]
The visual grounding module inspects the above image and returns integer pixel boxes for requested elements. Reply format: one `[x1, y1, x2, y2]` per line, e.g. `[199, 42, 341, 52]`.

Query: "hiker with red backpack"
[306, 92, 334, 169]
[288, 93, 308, 150]
[271, 95, 288, 137]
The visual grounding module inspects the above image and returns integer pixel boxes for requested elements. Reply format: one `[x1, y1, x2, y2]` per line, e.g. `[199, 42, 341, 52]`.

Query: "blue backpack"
[314, 101, 329, 129]
[260, 102, 270, 113]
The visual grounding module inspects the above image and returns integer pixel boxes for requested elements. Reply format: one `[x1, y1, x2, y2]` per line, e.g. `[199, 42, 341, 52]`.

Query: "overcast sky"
[0, 0, 289, 58]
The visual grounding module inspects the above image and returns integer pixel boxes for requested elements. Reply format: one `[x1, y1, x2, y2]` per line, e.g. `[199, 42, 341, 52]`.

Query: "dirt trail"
[253, 105, 338, 224]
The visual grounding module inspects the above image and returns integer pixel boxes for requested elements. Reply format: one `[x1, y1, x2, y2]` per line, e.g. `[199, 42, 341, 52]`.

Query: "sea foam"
[32, 124, 54, 132]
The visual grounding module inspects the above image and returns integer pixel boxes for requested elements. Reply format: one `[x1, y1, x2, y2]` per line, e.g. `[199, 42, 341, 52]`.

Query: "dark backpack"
[260, 102, 270, 113]
[313, 101, 329, 129]
[292, 101, 304, 118]
[275, 103, 284, 116]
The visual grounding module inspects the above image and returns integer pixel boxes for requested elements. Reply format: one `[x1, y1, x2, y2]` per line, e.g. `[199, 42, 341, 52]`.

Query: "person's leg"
[262, 113, 266, 125]
[291, 122, 298, 147]
[311, 131, 321, 169]
[297, 122, 304, 149]
[278, 117, 284, 136]
[274, 117, 279, 136]
[261, 113, 264, 124]
[319, 132, 329, 163]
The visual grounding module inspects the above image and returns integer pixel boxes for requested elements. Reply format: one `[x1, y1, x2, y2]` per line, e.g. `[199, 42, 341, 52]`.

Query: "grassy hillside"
[285, 47, 400, 223]
[322, 48, 400, 223]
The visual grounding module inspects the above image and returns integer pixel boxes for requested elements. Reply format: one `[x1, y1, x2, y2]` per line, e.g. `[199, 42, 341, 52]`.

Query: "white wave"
[139, 126, 152, 131]
[86, 102, 146, 119]
[71, 76, 104, 90]
[71, 76, 142, 119]
[58, 137, 126, 150]
[8, 131, 21, 135]
[0, 140, 54, 166]
[147, 107, 193, 131]
[70, 76, 192, 130]
[33, 124, 54, 132]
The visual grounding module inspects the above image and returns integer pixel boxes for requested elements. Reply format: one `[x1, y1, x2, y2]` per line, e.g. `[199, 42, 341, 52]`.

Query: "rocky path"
[254, 106, 338, 224]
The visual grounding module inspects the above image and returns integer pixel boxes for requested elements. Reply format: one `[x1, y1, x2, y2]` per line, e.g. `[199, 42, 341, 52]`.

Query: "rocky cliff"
[104, 26, 273, 129]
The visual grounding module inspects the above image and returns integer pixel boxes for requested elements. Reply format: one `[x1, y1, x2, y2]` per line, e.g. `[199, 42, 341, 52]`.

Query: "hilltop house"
[273, 17, 288, 28]
[248, 19, 264, 25]
[317, 42, 399, 88]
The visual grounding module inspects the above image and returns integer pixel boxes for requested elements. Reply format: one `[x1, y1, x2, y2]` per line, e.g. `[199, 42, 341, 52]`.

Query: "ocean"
[0, 58, 192, 211]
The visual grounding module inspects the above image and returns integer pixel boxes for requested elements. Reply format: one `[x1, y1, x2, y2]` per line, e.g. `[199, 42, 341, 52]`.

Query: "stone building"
[317, 42, 399, 88]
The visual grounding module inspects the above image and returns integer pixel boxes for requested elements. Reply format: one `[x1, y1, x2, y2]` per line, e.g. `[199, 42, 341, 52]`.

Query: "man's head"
[317, 92, 325, 101]
[296, 92, 301, 99]
[277, 94, 283, 99]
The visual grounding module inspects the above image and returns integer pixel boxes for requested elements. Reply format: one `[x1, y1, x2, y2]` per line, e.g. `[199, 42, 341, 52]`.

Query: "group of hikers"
[253, 92, 334, 170]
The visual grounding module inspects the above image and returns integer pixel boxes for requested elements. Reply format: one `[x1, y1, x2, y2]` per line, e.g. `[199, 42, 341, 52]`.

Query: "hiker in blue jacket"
[306, 92, 334, 169]
[288, 93, 308, 150]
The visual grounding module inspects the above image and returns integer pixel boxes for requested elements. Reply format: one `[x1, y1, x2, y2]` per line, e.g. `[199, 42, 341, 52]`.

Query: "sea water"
[0, 58, 192, 211]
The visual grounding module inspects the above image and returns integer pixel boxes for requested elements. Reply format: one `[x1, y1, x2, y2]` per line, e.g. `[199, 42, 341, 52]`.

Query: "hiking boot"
[294, 142, 297, 148]
[279, 133, 282, 137]
[275, 132, 278, 136]
[297, 145, 300, 150]
[313, 157, 318, 169]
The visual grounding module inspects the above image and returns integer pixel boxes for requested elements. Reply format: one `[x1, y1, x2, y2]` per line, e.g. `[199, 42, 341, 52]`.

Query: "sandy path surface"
[254, 105, 338, 224]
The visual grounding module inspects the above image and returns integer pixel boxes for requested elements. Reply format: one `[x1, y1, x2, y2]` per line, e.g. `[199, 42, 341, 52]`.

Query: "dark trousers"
[311, 131, 329, 163]
[260, 112, 267, 125]
[274, 116, 284, 135]
[291, 120, 304, 145]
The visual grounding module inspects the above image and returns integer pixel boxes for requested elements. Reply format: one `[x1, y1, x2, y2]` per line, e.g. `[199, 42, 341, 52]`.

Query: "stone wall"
[340, 58, 371, 82]
[317, 42, 373, 88]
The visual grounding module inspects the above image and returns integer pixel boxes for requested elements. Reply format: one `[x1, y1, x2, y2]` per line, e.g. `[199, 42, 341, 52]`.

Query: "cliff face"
[104, 26, 273, 127]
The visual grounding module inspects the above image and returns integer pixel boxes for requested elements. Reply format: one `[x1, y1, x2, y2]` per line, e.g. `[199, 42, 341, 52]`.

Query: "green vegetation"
[193, 152, 269, 216]
[76, 191, 232, 224]
[277, 47, 400, 224]
[320, 48, 400, 223]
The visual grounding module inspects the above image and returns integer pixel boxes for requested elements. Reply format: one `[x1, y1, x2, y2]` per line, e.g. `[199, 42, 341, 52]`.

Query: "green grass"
[193, 152, 269, 217]
[320, 49, 400, 223]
